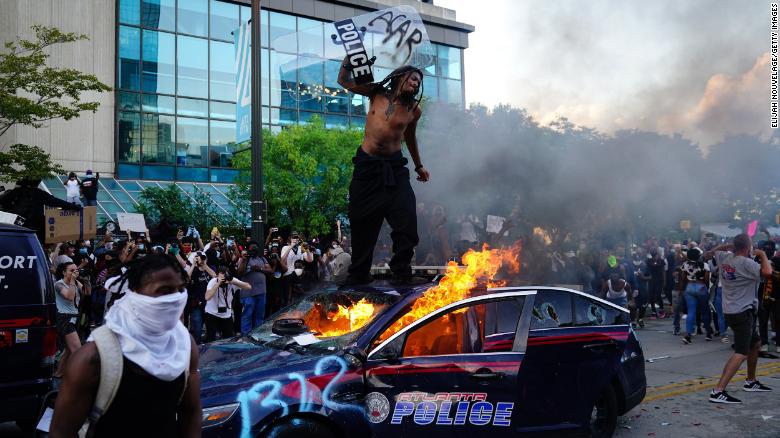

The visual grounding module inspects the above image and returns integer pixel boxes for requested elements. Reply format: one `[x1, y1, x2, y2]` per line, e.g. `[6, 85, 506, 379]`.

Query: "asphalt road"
[3, 317, 778, 437]
[615, 317, 780, 438]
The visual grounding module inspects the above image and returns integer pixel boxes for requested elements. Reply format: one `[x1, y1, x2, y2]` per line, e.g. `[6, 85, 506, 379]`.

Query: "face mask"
[84, 240, 91, 247]
[294, 268, 304, 276]
[274, 271, 282, 279]
[105, 242, 114, 251]
[332, 244, 339, 249]
[125, 290, 187, 335]
[79, 248, 88, 255]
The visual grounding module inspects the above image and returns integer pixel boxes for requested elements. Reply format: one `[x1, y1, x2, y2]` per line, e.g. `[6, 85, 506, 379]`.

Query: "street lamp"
[250, 0, 265, 242]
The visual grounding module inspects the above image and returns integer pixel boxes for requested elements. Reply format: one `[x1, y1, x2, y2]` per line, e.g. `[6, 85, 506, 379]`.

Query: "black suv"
[0, 224, 56, 429]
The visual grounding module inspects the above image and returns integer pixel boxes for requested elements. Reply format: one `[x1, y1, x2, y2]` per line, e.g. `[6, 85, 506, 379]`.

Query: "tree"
[134, 184, 245, 234]
[232, 117, 363, 236]
[0, 25, 111, 181]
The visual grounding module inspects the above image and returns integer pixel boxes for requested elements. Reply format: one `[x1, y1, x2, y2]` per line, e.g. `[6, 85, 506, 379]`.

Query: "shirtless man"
[338, 60, 430, 285]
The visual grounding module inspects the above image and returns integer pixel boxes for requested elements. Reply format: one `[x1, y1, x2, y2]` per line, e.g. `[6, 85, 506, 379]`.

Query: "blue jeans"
[713, 287, 726, 334]
[190, 306, 204, 344]
[685, 283, 711, 336]
[241, 294, 266, 335]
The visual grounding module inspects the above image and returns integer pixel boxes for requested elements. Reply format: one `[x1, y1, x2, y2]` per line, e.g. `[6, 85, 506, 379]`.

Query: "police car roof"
[0, 223, 34, 234]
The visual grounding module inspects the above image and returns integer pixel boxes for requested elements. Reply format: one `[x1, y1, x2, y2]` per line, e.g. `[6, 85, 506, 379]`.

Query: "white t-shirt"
[282, 245, 305, 276]
[205, 277, 237, 318]
[65, 179, 80, 198]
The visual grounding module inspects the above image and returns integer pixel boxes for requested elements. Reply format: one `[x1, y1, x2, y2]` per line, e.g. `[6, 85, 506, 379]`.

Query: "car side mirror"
[343, 346, 367, 369]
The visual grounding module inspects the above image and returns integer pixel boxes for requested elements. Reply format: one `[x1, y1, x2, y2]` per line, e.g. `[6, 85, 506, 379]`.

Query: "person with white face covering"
[50, 255, 201, 437]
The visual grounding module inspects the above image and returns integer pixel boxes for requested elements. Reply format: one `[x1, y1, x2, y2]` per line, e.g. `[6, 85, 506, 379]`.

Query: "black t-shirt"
[646, 257, 665, 280]
[189, 267, 211, 304]
[80, 176, 98, 199]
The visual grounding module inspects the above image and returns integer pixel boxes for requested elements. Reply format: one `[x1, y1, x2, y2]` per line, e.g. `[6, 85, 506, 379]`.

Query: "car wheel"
[263, 417, 338, 438]
[589, 385, 618, 438]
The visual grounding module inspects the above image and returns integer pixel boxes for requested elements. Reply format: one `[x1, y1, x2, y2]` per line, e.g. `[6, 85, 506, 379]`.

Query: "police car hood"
[198, 337, 323, 407]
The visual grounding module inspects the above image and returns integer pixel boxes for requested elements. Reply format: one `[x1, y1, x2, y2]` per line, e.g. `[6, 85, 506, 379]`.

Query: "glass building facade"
[116, 0, 465, 182]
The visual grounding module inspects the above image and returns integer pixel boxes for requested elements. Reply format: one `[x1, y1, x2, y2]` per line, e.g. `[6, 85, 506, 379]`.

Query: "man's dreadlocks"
[376, 65, 424, 119]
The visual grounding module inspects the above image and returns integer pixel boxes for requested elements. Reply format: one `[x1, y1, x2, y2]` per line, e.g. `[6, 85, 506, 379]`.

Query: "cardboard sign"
[486, 215, 506, 234]
[117, 212, 148, 232]
[44, 207, 96, 244]
[333, 19, 374, 84]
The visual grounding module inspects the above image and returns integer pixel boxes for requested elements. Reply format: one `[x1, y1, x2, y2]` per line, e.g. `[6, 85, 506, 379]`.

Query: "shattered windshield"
[249, 290, 401, 351]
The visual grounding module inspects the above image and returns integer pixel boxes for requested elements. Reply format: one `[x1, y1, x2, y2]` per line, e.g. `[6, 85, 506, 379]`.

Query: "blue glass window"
[439, 78, 463, 106]
[325, 114, 348, 129]
[210, 101, 236, 120]
[142, 94, 175, 114]
[210, 40, 237, 101]
[437, 45, 462, 80]
[423, 75, 437, 100]
[141, 113, 175, 164]
[177, 0, 208, 37]
[177, 167, 208, 182]
[298, 18, 323, 57]
[261, 48, 270, 105]
[210, 0, 239, 41]
[269, 12, 296, 53]
[209, 120, 236, 167]
[349, 93, 367, 117]
[143, 165, 175, 180]
[324, 60, 348, 114]
[142, 30, 175, 95]
[350, 116, 366, 131]
[279, 109, 297, 126]
[119, 0, 140, 25]
[298, 57, 323, 112]
[210, 169, 239, 183]
[177, 36, 208, 98]
[118, 26, 140, 90]
[177, 97, 208, 117]
[118, 112, 141, 162]
[239, 7, 268, 47]
[142, 0, 175, 31]
[118, 164, 141, 179]
[118, 91, 140, 111]
[270, 51, 297, 108]
[176, 117, 208, 167]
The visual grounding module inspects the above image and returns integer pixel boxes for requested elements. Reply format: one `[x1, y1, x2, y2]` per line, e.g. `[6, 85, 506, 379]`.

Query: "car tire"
[589, 385, 618, 438]
[263, 417, 338, 438]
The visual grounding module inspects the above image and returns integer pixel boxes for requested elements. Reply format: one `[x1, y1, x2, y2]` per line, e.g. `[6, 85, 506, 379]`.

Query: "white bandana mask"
[101, 290, 190, 381]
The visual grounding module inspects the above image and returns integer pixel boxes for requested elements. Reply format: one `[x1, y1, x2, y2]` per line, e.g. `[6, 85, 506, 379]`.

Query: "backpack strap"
[177, 336, 192, 406]
[88, 326, 124, 427]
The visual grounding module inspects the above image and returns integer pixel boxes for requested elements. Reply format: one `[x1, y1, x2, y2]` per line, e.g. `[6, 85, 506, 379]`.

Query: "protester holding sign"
[338, 62, 429, 286]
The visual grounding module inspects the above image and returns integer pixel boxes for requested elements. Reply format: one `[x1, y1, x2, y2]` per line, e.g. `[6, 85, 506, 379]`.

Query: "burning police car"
[198, 281, 645, 438]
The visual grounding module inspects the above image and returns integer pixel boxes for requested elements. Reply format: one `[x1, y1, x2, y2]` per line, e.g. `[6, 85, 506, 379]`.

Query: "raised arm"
[337, 56, 378, 97]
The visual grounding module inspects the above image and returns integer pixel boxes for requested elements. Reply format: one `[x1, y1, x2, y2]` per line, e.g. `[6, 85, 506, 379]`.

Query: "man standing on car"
[706, 234, 773, 404]
[338, 60, 430, 286]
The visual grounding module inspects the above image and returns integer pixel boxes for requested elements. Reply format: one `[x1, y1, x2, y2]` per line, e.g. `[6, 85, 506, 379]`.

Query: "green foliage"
[232, 117, 362, 236]
[0, 25, 111, 181]
[135, 184, 245, 234]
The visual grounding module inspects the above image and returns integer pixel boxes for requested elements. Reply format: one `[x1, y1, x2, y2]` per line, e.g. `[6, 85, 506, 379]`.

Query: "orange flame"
[303, 298, 377, 338]
[376, 242, 522, 344]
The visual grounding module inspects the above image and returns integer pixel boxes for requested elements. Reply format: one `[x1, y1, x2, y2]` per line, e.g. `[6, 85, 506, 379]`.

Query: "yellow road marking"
[643, 361, 780, 403]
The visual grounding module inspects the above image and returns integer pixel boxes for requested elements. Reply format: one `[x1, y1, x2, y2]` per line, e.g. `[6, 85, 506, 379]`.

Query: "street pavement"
[3, 316, 778, 437]
[615, 316, 780, 438]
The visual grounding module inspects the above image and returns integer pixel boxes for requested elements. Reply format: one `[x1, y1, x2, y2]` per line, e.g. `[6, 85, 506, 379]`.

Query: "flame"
[533, 227, 552, 246]
[303, 298, 377, 338]
[376, 242, 522, 344]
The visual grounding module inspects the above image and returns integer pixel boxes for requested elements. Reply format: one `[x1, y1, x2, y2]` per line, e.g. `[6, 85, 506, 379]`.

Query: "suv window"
[573, 295, 628, 326]
[0, 234, 46, 305]
[530, 290, 573, 329]
[400, 297, 524, 357]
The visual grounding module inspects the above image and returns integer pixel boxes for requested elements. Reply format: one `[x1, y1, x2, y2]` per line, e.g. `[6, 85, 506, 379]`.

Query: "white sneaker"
[761, 344, 769, 353]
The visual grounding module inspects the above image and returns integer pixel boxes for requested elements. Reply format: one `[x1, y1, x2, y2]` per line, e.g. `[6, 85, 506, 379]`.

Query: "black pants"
[205, 313, 234, 342]
[348, 148, 419, 280]
[759, 293, 780, 345]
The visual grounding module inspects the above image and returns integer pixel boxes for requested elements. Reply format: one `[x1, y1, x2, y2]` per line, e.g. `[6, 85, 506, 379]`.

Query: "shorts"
[56, 313, 78, 345]
[724, 309, 760, 355]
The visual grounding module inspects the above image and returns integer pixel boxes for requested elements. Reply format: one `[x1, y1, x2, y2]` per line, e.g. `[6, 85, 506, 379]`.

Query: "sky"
[434, 0, 772, 148]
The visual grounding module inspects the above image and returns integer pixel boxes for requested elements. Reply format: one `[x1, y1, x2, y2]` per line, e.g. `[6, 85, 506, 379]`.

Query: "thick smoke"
[412, 101, 780, 251]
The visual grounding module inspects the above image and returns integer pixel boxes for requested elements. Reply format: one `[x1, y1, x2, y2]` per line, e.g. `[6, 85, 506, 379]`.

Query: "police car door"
[364, 290, 535, 437]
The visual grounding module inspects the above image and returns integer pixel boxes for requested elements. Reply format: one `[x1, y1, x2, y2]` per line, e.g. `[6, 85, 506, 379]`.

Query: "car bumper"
[623, 384, 646, 414]
[0, 378, 52, 423]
